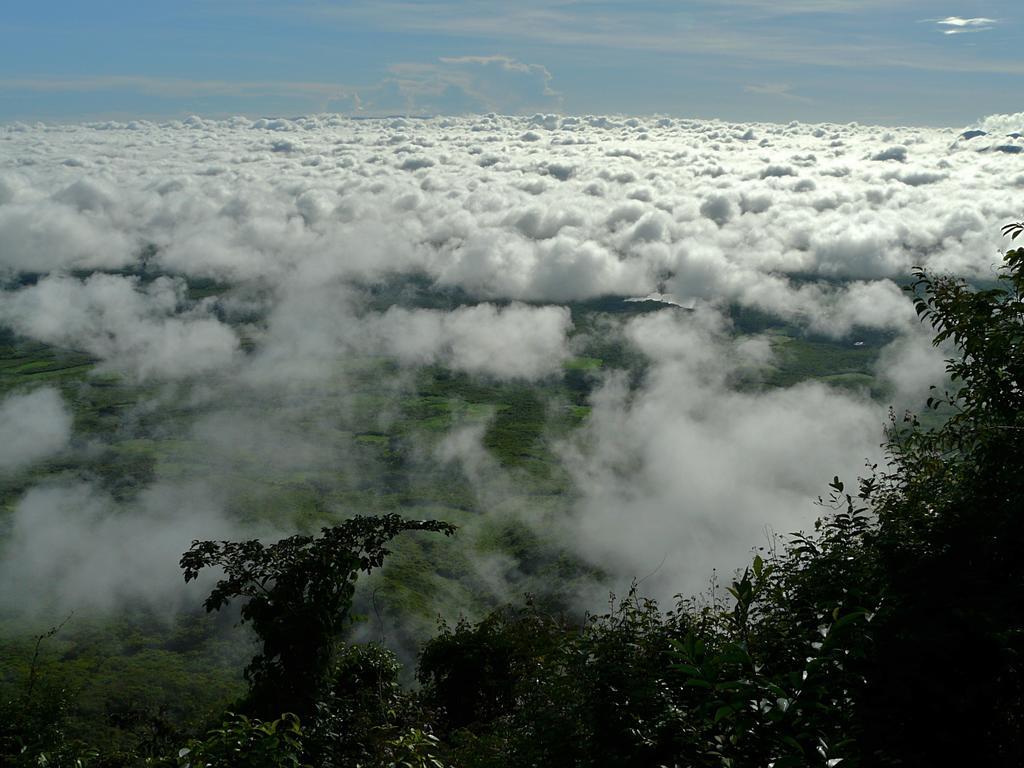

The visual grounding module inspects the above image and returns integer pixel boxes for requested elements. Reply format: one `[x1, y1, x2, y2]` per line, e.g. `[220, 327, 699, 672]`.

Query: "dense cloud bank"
[0, 112, 1014, 613]
[2, 113, 1019, 321]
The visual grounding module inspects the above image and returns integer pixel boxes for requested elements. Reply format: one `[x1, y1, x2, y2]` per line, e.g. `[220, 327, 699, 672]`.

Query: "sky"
[0, 1, 1018, 125]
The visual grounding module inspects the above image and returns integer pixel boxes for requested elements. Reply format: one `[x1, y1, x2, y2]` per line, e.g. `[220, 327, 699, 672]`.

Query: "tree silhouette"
[181, 514, 456, 719]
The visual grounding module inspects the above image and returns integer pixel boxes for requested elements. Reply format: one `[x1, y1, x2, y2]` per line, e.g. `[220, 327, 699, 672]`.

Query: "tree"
[848, 233, 1024, 766]
[180, 514, 456, 721]
[418, 594, 693, 768]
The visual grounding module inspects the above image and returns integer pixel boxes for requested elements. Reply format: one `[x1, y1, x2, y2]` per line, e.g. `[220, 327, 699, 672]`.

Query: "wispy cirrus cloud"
[0, 74, 356, 100]
[0, 1, 1019, 123]
[935, 16, 998, 34]
[310, 3, 1024, 77]
[743, 82, 811, 103]
[0, 59, 560, 117]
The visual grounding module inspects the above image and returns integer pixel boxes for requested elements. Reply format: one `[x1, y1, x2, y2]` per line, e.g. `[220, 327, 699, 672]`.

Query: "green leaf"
[670, 663, 702, 677]
[685, 678, 714, 689]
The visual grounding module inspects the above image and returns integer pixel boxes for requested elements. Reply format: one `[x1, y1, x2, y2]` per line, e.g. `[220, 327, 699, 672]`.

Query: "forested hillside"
[3, 226, 1022, 767]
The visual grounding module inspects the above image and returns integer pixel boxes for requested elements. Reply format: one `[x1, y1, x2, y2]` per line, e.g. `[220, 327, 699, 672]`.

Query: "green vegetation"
[764, 335, 883, 392]
[8, 246, 1023, 765]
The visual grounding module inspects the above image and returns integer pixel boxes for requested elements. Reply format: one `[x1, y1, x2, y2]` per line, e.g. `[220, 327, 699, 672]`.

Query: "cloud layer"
[0, 111, 1016, 614]
[2, 112, 1019, 330]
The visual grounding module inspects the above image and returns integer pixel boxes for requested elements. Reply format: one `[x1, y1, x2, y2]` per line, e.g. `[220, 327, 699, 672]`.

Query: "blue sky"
[0, 1, 1018, 125]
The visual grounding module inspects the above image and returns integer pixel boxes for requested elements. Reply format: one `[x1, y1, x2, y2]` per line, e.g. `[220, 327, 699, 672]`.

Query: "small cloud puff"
[0, 274, 240, 381]
[367, 303, 573, 380]
[0, 481, 239, 615]
[0, 388, 72, 472]
[935, 16, 997, 34]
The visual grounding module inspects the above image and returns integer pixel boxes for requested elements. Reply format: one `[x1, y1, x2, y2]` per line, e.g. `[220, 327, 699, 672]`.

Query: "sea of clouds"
[0, 112, 1019, 616]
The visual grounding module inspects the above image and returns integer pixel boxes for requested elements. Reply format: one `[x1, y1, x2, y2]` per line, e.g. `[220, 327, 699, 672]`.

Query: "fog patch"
[0, 481, 240, 616]
[0, 274, 240, 381]
[0, 388, 72, 472]
[561, 309, 882, 603]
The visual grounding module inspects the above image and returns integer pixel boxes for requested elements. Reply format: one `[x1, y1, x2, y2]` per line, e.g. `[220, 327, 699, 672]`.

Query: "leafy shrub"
[177, 712, 306, 768]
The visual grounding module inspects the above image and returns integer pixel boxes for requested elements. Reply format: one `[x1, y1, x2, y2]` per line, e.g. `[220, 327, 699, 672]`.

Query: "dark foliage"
[850, 245, 1024, 766]
[180, 514, 455, 720]
[418, 595, 694, 768]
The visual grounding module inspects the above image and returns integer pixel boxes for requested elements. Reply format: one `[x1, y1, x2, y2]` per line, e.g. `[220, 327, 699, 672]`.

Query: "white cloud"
[874, 327, 951, 410]
[367, 303, 573, 380]
[0, 111, 1013, 614]
[937, 16, 996, 27]
[2, 113, 1012, 330]
[560, 309, 882, 600]
[974, 111, 1024, 134]
[0, 274, 241, 380]
[0, 388, 72, 472]
[935, 16, 997, 34]
[0, 196, 138, 274]
[0, 482, 240, 615]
